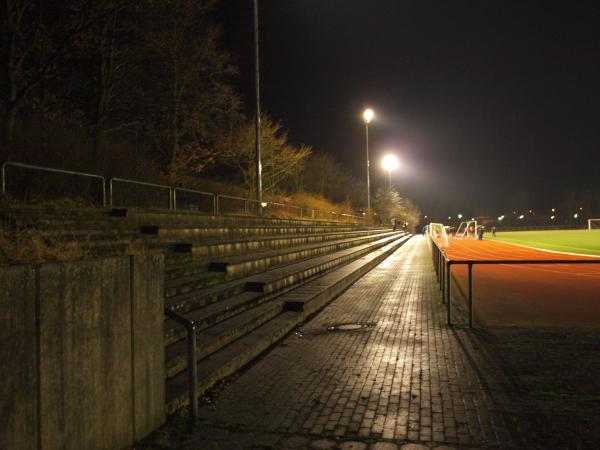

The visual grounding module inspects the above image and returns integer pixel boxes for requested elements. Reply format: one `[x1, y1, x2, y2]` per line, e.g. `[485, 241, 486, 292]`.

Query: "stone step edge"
[165, 234, 412, 413]
[164, 300, 283, 380]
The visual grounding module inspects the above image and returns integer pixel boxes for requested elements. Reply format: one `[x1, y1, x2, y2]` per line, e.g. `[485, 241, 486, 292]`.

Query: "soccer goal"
[588, 219, 600, 230]
[454, 220, 478, 239]
[429, 222, 450, 247]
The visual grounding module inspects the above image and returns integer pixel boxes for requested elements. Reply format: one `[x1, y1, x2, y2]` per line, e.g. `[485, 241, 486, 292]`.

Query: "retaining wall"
[0, 254, 165, 450]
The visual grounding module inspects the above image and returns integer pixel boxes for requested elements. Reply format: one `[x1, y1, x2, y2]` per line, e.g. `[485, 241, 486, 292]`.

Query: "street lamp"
[253, 0, 263, 213]
[362, 108, 374, 214]
[381, 153, 399, 189]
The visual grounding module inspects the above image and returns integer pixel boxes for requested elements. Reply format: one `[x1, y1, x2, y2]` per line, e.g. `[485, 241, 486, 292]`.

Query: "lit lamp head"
[363, 108, 374, 124]
[382, 154, 400, 172]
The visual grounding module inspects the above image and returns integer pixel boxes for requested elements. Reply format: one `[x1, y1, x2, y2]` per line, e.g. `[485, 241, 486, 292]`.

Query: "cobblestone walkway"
[157, 236, 514, 449]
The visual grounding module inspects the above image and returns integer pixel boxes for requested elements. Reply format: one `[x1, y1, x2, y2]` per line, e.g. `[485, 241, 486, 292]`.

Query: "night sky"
[218, 1, 600, 217]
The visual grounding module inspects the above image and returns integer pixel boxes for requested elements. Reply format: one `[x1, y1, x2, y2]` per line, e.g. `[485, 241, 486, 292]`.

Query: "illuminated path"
[147, 236, 516, 449]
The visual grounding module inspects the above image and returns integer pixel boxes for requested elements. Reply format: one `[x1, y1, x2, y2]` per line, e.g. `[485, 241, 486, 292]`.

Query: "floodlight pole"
[365, 122, 371, 215]
[254, 0, 263, 214]
[388, 169, 392, 190]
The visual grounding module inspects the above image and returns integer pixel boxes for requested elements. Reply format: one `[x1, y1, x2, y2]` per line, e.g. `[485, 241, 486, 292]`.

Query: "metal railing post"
[446, 262, 451, 325]
[173, 189, 177, 210]
[169, 188, 174, 211]
[164, 308, 198, 430]
[1, 161, 6, 196]
[468, 262, 473, 328]
[187, 322, 198, 429]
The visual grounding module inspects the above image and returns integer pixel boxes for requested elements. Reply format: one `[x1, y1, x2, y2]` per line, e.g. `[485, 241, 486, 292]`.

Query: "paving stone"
[197, 237, 512, 447]
[310, 438, 337, 449]
[370, 443, 399, 450]
[281, 435, 310, 448]
[432, 446, 456, 450]
[400, 444, 429, 450]
[338, 441, 368, 450]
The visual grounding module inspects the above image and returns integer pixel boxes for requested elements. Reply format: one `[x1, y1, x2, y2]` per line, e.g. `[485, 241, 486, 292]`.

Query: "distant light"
[448, 216, 451, 220]
[261, 202, 268, 207]
[498, 215, 504, 221]
[382, 154, 400, 171]
[529, 209, 533, 213]
[363, 108, 374, 124]
[519, 214, 524, 219]
[424, 215, 428, 219]
[551, 208, 556, 212]
[574, 213, 578, 218]
[551, 215, 556, 220]
[579, 207, 583, 210]
[471, 218, 474, 221]
[457, 213, 463, 219]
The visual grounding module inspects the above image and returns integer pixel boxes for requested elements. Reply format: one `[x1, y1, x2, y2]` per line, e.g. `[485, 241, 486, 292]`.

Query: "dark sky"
[217, 1, 600, 218]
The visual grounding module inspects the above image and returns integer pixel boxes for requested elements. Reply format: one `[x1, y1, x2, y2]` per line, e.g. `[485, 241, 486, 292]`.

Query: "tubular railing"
[1, 161, 106, 206]
[109, 178, 173, 210]
[1, 161, 365, 222]
[429, 236, 600, 328]
[164, 308, 198, 429]
[173, 187, 216, 214]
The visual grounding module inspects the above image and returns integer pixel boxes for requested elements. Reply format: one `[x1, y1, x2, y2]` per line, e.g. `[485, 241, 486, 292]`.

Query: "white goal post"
[454, 220, 478, 239]
[429, 222, 450, 247]
[588, 219, 600, 230]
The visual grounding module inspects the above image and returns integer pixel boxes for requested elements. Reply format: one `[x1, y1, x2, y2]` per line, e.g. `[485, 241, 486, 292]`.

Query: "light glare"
[382, 154, 400, 171]
[363, 108, 374, 123]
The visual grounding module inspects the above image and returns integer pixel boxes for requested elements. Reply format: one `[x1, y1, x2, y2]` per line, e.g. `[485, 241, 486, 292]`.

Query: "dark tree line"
[1, 0, 418, 214]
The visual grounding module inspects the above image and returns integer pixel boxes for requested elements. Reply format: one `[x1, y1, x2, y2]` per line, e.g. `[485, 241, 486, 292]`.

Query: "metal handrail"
[1, 161, 106, 206]
[109, 177, 173, 210]
[441, 255, 600, 328]
[164, 308, 198, 429]
[2, 161, 366, 222]
[173, 187, 216, 214]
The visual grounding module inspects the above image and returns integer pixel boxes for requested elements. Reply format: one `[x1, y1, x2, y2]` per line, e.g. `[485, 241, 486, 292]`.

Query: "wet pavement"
[139, 236, 515, 449]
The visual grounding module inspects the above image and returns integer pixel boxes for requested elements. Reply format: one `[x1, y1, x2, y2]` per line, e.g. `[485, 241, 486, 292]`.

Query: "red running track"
[441, 239, 600, 326]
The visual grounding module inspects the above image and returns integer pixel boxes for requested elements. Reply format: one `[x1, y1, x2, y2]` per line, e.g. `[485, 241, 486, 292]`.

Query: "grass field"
[491, 229, 600, 256]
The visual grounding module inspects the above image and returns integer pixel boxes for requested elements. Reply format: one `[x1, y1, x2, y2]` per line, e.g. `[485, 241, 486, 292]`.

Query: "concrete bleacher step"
[162, 229, 389, 276]
[151, 224, 378, 242]
[165, 234, 412, 413]
[164, 271, 227, 297]
[206, 231, 398, 278]
[166, 229, 390, 261]
[163, 233, 405, 346]
[164, 299, 283, 379]
[163, 232, 404, 318]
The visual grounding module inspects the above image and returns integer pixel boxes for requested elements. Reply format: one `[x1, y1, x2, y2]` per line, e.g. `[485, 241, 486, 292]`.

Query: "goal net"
[454, 220, 478, 239]
[429, 222, 449, 247]
[588, 219, 600, 230]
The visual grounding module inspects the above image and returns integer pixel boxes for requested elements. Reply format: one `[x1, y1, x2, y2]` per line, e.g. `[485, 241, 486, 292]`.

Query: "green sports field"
[491, 229, 600, 256]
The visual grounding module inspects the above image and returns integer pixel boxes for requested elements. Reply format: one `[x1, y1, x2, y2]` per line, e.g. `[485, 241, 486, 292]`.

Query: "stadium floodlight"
[382, 153, 400, 188]
[519, 214, 524, 219]
[362, 108, 374, 215]
[497, 215, 505, 221]
[551, 215, 556, 220]
[551, 208, 556, 212]
[574, 213, 578, 218]
[457, 213, 463, 219]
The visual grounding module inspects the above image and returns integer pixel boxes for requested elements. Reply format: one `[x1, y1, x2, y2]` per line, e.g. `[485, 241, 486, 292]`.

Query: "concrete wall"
[0, 254, 165, 450]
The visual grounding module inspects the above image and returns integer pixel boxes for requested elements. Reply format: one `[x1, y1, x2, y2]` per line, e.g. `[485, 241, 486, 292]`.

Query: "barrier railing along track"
[428, 236, 600, 327]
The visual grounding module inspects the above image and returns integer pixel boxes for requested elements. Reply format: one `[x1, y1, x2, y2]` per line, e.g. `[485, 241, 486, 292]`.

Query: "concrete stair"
[1, 204, 413, 417]
[164, 234, 412, 413]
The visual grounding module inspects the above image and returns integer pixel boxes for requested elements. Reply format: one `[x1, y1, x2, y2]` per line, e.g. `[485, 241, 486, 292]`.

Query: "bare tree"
[221, 116, 312, 194]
